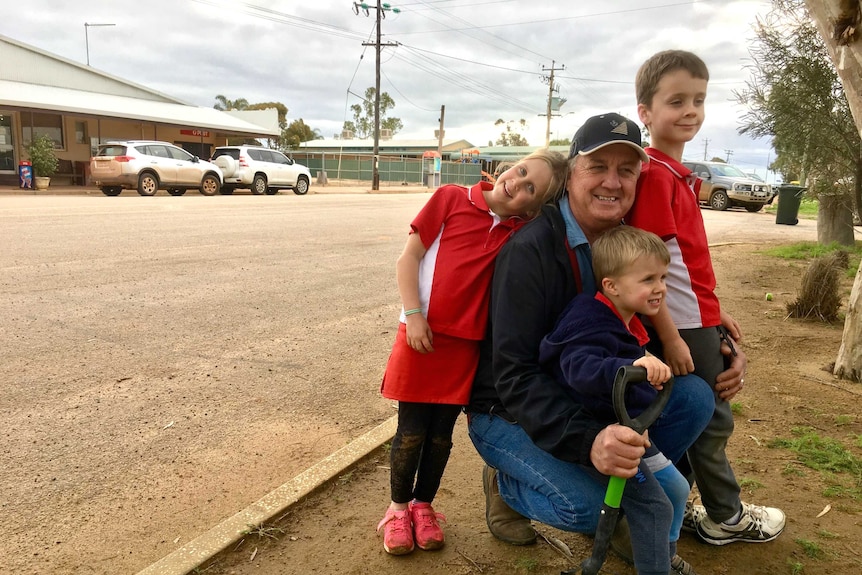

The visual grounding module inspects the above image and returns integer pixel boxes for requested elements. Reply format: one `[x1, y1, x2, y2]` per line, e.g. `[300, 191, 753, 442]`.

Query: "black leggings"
[389, 402, 462, 504]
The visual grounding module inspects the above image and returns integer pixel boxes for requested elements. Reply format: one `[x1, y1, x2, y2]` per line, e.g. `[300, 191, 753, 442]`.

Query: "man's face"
[566, 145, 642, 240]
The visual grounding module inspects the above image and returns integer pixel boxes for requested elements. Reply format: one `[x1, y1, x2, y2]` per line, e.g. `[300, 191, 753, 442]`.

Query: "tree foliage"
[495, 118, 529, 146]
[213, 96, 290, 147]
[343, 87, 403, 139]
[282, 118, 321, 150]
[213, 95, 249, 111]
[735, 0, 862, 220]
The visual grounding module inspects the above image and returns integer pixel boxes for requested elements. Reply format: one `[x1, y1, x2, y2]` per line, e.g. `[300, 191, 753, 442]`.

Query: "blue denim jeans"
[467, 374, 713, 574]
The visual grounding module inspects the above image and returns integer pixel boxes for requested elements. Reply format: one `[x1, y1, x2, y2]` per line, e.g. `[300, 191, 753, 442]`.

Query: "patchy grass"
[514, 556, 539, 572]
[242, 522, 285, 540]
[834, 414, 855, 426]
[787, 558, 805, 574]
[762, 241, 862, 278]
[769, 426, 862, 499]
[730, 402, 744, 415]
[781, 462, 806, 477]
[739, 477, 765, 492]
[796, 538, 824, 559]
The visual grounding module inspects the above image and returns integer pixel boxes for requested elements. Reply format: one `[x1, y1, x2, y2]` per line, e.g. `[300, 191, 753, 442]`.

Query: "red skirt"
[380, 323, 479, 405]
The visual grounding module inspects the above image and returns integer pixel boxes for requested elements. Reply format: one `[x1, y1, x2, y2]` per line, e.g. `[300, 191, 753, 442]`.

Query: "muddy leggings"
[389, 401, 462, 504]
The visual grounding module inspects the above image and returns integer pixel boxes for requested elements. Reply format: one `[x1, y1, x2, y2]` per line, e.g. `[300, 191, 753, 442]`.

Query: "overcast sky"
[3, 0, 779, 180]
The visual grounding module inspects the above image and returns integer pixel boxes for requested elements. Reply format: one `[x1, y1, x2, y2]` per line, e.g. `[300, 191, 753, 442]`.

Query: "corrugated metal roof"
[0, 80, 279, 137]
[0, 33, 189, 103]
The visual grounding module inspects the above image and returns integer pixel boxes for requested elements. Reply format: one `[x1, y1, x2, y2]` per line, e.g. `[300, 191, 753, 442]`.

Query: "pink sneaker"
[376, 507, 414, 555]
[410, 502, 446, 550]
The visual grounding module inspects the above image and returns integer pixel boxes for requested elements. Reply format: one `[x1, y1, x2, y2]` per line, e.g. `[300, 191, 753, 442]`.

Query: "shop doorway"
[0, 112, 15, 173]
[178, 141, 212, 160]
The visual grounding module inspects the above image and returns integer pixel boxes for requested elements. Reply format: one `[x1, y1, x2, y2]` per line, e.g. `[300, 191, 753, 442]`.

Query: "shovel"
[562, 365, 674, 575]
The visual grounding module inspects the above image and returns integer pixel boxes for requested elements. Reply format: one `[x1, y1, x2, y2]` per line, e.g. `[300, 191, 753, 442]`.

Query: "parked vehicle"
[90, 140, 223, 197]
[211, 145, 310, 195]
[683, 161, 774, 212]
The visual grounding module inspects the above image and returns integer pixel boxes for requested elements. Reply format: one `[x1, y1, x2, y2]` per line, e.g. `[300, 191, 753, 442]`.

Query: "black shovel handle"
[613, 365, 674, 434]
[563, 365, 674, 575]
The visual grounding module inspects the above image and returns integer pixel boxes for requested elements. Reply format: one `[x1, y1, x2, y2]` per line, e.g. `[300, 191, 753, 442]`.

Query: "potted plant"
[26, 134, 59, 190]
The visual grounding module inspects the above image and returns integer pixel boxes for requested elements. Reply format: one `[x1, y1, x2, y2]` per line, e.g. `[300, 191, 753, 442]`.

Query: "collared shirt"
[409, 182, 526, 340]
[595, 292, 649, 346]
[558, 196, 596, 295]
[628, 148, 720, 328]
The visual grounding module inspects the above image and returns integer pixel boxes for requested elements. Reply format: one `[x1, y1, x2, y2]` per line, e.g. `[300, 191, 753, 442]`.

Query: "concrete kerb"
[135, 415, 398, 575]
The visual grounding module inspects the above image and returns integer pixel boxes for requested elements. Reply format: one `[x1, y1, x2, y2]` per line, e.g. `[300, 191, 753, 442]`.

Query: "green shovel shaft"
[604, 475, 626, 508]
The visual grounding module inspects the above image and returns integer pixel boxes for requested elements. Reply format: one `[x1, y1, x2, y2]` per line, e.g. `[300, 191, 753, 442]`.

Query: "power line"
[397, 0, 712, 34]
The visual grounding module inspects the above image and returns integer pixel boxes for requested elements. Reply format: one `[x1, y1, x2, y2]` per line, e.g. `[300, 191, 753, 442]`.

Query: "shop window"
[22, 112, 64, 149]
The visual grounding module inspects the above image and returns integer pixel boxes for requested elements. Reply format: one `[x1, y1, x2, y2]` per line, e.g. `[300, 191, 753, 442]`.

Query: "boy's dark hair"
[636, 50, 709, 107]
[592, 225, 670, 288]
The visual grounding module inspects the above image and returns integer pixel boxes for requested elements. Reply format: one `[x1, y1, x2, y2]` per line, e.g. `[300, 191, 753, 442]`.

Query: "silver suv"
[683, 161, 774, 212]
[90, 140, 223, 197]
[211, 146, 311, 195]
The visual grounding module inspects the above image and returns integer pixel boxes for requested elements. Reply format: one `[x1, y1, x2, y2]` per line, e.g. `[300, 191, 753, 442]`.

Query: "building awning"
[0, 80, 279, 137]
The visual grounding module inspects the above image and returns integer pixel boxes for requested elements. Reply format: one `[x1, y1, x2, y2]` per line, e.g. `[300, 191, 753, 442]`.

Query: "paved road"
[0, 193, 817, 574]
[0, 193, 428, 573]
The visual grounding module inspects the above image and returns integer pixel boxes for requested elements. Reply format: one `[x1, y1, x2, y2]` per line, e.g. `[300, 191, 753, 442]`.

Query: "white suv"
[90, 140, 223, 197]
[212, 146, 311, 195]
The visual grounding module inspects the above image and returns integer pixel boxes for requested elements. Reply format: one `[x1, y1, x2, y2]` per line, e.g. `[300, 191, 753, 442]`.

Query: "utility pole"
[354, 1, 399, 190]
[702, 138, 710, 161]
[724, 149, 733, 163]
[437, 105, 445, 155]
[540, 61, 566, 147]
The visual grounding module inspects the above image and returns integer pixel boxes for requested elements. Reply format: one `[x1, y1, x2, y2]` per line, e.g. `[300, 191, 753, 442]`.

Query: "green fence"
[292, 152, 483, 186]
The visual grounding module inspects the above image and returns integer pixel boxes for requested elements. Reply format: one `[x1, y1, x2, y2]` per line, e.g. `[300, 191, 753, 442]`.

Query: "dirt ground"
[1, 195, 860, 575]
[202, 243, 862, 575]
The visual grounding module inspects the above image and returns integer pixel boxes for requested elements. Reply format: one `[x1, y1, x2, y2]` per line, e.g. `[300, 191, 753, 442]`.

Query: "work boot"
[482, 465, 536, 545]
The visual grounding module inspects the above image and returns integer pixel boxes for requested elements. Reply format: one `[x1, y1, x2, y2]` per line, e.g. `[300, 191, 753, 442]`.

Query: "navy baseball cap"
[569, 113, 649, 162]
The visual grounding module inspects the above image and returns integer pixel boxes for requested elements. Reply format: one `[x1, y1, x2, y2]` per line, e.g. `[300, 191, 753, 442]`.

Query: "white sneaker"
[695, 501, 786, 545]
[682, 500, 706, 533]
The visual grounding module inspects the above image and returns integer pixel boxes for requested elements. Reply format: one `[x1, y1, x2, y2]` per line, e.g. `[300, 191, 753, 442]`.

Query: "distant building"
[0, 34, 277, 186]
[298, 137, 474, 161]
[296, 139, 569, 184]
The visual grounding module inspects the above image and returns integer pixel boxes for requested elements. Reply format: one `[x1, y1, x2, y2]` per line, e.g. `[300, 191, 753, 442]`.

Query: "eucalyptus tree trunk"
[817, 194, 856, 245]
[804, 0, 862, 380]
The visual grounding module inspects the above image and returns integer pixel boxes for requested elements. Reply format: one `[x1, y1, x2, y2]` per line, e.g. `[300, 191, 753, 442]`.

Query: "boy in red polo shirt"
[627, 49, 786, 546]
[376, 149, 568, 555]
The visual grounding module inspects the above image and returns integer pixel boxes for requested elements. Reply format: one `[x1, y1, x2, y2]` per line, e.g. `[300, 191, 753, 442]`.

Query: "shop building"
[0, 34, 278, 186]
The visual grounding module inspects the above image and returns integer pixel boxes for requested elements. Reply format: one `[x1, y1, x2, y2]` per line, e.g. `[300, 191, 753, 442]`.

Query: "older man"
[466, 114, 746, 570]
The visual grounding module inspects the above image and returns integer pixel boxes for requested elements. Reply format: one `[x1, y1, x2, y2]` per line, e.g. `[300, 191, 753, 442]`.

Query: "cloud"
[1, 0, 776, 176]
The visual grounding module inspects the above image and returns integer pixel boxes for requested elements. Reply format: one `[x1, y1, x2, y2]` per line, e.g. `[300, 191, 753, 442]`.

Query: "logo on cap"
[610, 122, 629, 136]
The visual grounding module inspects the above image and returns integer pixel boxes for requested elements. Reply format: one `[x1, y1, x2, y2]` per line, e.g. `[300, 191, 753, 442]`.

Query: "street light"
[84, 22, 115, 66]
